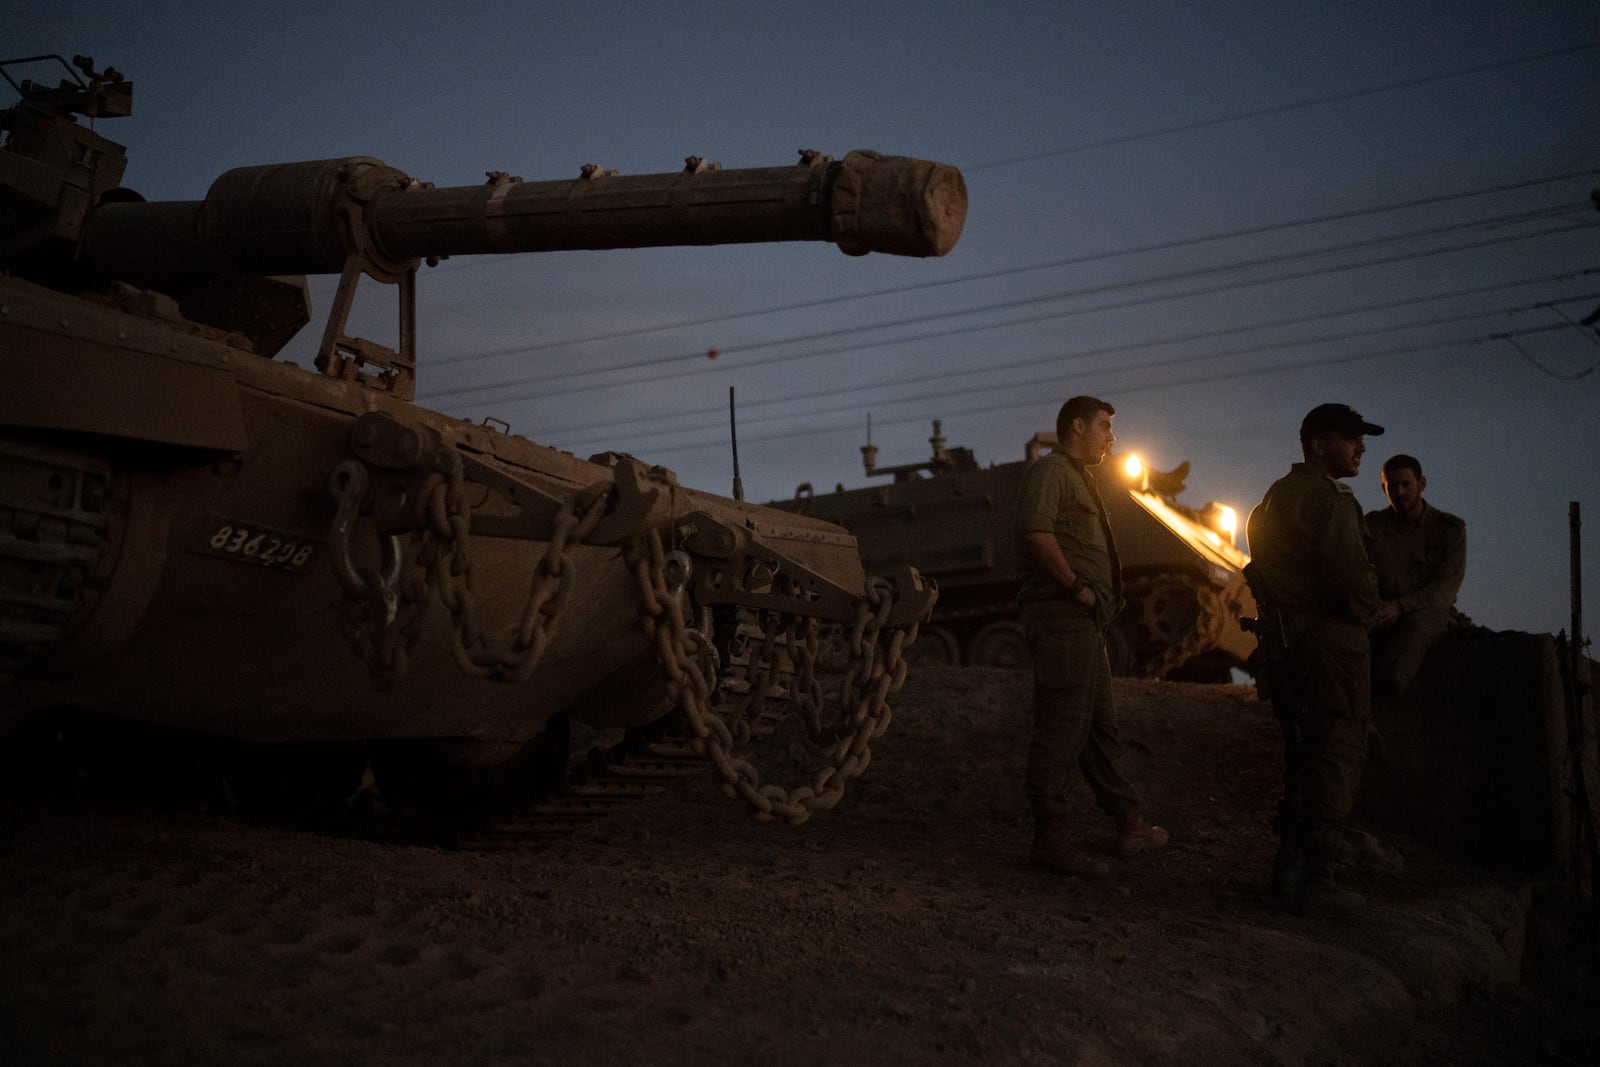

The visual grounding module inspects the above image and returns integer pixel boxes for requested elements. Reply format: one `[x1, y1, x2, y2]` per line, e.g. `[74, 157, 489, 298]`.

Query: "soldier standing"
[1015, 395, 1168, 878]
[1366, 454, 1467, 696]
[1246, 403, 1383, 916]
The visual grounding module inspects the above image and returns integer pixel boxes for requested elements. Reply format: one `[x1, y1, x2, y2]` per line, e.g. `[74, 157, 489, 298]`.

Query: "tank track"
[461, 623, 804, 848]
[0, 616, 806, 850]
[404, 615, 801, 850]
[462, 729, 711, 850]
[4, 566, 907, 849]
[0, 708, 721, 851]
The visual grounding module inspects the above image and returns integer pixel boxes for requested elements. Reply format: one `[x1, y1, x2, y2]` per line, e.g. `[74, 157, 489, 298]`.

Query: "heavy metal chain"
[329, 452, 610, 688]
[329, 460, 418, 690]
[625, 526, 922, 825]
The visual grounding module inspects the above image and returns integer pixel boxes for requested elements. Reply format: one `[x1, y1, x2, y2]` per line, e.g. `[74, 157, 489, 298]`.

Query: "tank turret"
[0, 55, 961, 838]
[4, 55, 964, 372]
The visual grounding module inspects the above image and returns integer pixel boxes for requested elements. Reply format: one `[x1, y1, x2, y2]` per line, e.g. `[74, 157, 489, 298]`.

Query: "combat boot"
[1114, 810, 1169, 857]
[1031, 815, 1110, 879]
[1293, 851, 1365, 917]
[1344, 828, 1404, 876]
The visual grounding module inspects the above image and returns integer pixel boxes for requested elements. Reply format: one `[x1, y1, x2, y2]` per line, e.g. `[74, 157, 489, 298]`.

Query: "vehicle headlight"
[1202, 502, 1238, 541]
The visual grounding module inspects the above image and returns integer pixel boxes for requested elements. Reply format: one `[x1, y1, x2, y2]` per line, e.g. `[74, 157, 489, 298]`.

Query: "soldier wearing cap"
[1246, 403, 1383, 916]
[1365, 454, 1467, 697]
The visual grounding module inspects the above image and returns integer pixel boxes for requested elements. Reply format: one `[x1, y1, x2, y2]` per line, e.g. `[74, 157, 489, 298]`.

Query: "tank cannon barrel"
[83, 151, 966, 286]
[5, 56, 946, 832]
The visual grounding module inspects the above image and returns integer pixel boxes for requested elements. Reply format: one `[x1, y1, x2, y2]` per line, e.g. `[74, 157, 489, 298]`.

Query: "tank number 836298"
[201, 518, 317, 572]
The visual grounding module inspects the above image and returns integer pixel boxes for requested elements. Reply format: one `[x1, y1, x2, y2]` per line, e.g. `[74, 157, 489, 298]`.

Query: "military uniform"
[1365, 502, 1466, 695]
[1249, 462, 1381, 865]
[1015, 451, 1141, 821]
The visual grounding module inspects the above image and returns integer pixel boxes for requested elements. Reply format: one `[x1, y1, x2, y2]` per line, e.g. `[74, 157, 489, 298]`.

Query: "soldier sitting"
[1365, 455, 1467, 697]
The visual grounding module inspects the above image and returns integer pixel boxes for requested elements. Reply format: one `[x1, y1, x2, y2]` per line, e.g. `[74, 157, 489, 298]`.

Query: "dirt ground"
[2, 667, 1596, 1066]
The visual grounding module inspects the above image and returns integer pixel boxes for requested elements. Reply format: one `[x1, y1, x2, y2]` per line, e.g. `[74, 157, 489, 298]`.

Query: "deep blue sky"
[10, 2, 1598, 635]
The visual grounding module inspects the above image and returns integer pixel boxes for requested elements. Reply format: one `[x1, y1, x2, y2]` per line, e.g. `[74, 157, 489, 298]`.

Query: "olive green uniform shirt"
[1249, 462, 1380, 629]
[1015, 452, 1122, 625]
[1364, 502, 1465, 615]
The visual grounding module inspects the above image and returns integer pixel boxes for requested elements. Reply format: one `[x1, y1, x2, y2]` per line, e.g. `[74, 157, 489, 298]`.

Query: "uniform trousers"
[1283, 618, 1372, 856]
[1021, 600, 1141, 820]
[1372, 607, 1453, 696]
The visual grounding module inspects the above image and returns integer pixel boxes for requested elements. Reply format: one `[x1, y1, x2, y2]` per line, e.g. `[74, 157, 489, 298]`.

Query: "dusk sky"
[10, 2, 1598, 637]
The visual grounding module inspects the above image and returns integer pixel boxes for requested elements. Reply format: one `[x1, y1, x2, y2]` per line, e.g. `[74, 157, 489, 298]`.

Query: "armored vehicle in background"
[0, 55, 966, 831]
[771, 421, 1256, 681]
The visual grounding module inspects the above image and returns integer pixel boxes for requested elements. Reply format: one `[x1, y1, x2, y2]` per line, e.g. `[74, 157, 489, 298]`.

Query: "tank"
[0, 55, 966, 831]
[770, 420, 1257, 681]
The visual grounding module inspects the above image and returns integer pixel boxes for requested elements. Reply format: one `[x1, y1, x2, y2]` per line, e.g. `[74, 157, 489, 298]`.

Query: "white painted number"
[204, 521, 316, 571]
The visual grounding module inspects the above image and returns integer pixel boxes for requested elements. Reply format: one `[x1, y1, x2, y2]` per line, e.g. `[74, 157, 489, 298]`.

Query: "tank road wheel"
[904, 625, 960, 667]
[1115, 572, 1214, 678]
[968, 621, 1029, 670]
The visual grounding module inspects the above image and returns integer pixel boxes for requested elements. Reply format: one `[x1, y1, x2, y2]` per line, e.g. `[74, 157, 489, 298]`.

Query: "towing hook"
[663, 550, 692, 594]
[329, 459, 370, 507]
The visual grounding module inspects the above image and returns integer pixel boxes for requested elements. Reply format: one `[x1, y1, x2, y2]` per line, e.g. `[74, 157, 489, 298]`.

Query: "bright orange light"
[1196, 503, 1239, 545]
[1122, 454, 1143, 481]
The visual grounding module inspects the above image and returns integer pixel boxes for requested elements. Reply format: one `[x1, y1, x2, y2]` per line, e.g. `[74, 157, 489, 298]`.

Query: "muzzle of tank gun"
[81, 150, 967, 285]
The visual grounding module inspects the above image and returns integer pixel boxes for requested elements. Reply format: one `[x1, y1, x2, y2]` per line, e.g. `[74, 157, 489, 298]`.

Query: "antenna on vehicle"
[728, 386, 744, 501]
[861, 413, 878, 475]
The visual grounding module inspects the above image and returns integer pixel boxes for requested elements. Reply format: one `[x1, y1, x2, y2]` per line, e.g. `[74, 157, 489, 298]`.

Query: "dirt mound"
[0, 669, 1594, 1064]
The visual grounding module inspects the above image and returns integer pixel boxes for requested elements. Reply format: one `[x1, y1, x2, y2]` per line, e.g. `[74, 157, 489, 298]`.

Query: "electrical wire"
[422, 168, 1599, 374]
[526, 271, 1600, 441]
[424, 200, 1581, 400]
[964, 44, 1600, 172]
[1547, 304, 1600, 353]
[560, 322, 1572, 459]
[553, 296, 1596, 454]
[426, 215, 1593, 407]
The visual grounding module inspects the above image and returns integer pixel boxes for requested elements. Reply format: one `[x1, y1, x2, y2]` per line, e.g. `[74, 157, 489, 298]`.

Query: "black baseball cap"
[1299, 403, 1384, 440]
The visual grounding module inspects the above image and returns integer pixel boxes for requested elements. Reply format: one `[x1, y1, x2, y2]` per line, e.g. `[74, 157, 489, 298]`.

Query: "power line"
[939, 320, 1575, 424]
[425, 203, 1587, 402]
[554, 298, 1595, 456]
[964, 44, 1600, 172]
[936, 323, 1572, 430]
[1546, 304, 1600, 353]
[425, 199, 1580, 400]
[564, 322, 1572, 462]
[433, 215, 1593, 409]
[420, 168, 1600, 375]
[528, 270, 1599, 441]
[557, 300, 1591, 455]
[1497, 334, 1596, 381]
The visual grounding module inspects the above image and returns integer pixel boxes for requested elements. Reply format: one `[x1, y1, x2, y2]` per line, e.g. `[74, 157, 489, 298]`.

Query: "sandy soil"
[1, 668, 1596, 1066]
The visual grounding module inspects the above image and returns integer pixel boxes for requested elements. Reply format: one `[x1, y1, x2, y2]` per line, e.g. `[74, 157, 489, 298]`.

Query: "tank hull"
[1, 275, 864, 743]
[1, 58, 956, 823]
